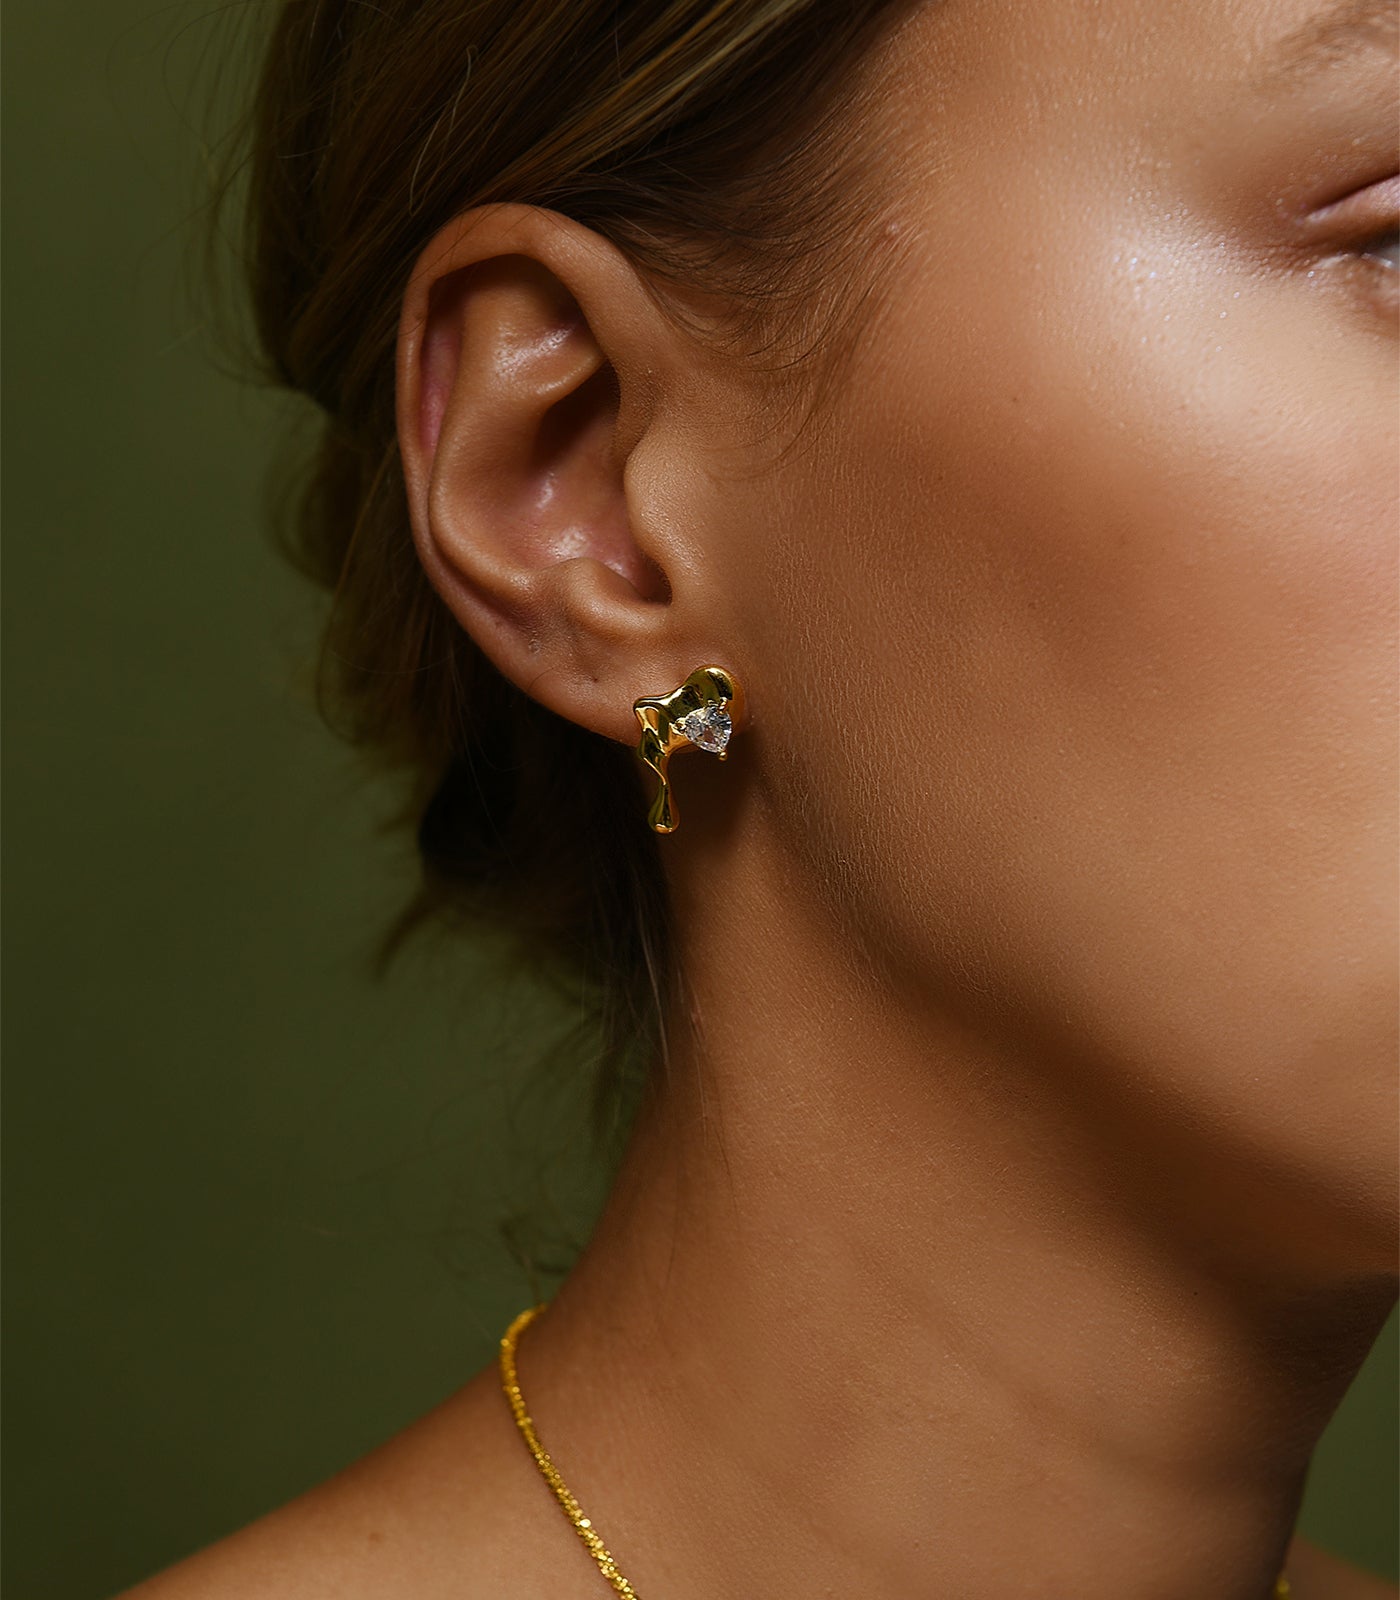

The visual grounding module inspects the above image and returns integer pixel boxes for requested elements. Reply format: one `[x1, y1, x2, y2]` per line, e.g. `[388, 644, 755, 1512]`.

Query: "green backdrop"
[4, 4, 1396, 1596]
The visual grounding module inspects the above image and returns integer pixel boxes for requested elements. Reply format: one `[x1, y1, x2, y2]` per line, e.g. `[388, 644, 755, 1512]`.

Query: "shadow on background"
[3, 3, 1396, 1596]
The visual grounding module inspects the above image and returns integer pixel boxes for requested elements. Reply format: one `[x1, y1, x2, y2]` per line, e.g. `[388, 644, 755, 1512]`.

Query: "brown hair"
[212, 0, 910, 1153]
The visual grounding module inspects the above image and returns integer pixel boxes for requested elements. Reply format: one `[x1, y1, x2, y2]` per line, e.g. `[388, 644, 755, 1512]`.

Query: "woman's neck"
[517, 827, 1395, 1599]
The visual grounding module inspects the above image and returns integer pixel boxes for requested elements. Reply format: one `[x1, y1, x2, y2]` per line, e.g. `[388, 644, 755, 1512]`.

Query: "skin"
[123, 0, 1398, 1595]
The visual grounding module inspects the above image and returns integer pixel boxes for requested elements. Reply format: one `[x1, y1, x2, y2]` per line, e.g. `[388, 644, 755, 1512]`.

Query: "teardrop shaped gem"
[676, 702, 732, 755]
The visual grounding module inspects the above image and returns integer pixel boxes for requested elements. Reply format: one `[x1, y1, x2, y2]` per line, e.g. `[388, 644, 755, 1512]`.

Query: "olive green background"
[4, 3, 1396, 1596]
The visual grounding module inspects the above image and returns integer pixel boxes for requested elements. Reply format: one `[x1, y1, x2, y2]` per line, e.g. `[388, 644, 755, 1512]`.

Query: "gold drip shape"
[633, 664, 744, 834]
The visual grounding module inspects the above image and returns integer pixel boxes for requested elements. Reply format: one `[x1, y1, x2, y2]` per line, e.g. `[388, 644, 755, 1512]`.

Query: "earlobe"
[395, 205, 681, 745]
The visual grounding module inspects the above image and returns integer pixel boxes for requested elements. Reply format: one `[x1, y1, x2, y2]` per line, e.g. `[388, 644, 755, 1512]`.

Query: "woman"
[126, 0, 1398, 1594]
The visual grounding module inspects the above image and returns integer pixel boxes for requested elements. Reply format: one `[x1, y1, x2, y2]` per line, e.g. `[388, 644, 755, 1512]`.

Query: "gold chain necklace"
[500, 1304, 640, 1598]
[499, 1302, 1293, 1599]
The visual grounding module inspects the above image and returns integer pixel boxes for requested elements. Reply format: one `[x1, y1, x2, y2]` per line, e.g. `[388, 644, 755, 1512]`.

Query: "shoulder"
[106, 1407, 1400, 1600]
[112, 1363, 588, 1600]
[1286, 1535, 1399, 1600]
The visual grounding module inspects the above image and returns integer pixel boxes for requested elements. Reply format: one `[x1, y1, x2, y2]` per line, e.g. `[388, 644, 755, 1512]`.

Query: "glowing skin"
[123, 0, 1398, 1596]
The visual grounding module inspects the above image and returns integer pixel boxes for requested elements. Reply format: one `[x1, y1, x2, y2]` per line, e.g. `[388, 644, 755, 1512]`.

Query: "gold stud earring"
[633, 664, 744, 834]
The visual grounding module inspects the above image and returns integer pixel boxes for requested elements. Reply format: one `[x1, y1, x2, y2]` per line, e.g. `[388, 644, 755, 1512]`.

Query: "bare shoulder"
[106, 1404, 1400, 1600]
[113, 1362, 590, 1600]
[1287, 1534, 1400, 1600]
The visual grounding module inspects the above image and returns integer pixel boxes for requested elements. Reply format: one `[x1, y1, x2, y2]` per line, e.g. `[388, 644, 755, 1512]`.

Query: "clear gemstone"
[678, 702, 731, 754]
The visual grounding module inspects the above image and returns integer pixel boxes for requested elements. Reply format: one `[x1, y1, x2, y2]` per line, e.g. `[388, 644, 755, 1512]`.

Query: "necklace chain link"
[500, 1303, 641, 1598]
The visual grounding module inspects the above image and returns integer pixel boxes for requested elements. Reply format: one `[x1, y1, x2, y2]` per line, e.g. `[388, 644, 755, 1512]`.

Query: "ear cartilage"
[632, 664, 743, 834]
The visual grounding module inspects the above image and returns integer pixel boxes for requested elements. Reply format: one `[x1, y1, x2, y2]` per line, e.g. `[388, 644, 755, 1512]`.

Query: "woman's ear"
[396, 203, 704, 746]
